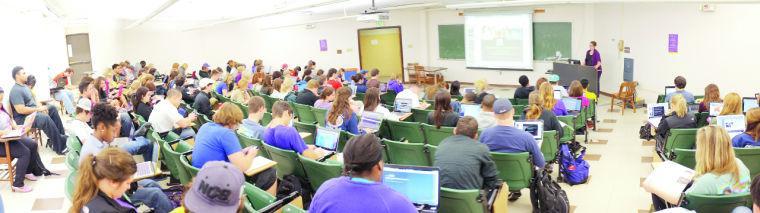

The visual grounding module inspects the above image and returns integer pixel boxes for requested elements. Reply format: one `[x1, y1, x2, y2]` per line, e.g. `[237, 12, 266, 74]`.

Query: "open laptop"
[717, 115, 746, 139]
[315, 126, 340, 151]
[647, 103, 669, 127]
[379, 83, 388, 93]
[392, 98, 413, 117]
[382, 165, 439, 212]
[1, 112, 36, 139]
[460, 104, 482, 117]
[133, 142, 161, 180]
[743, 97, 759, 113]
[709, 102, 724, 117]
[463, 88, 475, 94]
[515, 120, 544, 143]
[688, 103, 700, 113]
[358, 111, 383, 132]
[562, 98, 582, 112]
[664, 86, 677, 96]
[553, 90, 563, 99]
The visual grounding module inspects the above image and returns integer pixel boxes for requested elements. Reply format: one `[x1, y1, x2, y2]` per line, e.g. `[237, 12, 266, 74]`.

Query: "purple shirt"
[0, 109, 12, 130]
[313, 100, 332, 110]
[585, 49, 602, 72]
[309, 176, 417, 213]
[552, 100, 568, 116]
[263, 125, 307, 154]
[387, 80, 404, 94]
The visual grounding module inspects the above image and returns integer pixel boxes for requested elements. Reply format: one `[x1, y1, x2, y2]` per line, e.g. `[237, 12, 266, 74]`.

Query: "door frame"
[357, 26, 405, 82]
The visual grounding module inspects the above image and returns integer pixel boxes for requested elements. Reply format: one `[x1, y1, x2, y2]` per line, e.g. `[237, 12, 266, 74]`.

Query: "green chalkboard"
[533, 22, 572, 60]
[438, 24, 465, 59]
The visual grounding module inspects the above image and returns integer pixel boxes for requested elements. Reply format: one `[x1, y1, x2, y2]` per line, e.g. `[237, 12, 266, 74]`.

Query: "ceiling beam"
[124, 0, 179, 29]
[183, 0, 348, 31]
[446, 0, 760, 9]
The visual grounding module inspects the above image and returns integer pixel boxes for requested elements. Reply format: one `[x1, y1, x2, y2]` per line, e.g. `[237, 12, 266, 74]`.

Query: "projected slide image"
[480, 27, 524, 61]
[464, 12, 533, 69]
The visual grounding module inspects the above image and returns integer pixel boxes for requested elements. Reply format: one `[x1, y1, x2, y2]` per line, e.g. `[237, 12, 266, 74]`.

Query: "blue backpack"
[559, 143, 590, 185]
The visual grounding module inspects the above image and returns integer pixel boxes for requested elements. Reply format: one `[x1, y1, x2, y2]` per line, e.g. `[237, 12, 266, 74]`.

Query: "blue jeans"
[133, 179, 173, 213]
[175, 127, 195, 139]
[121, 137, 154, 162]
[119, 112, 134, 138]
[54, 90, 75, 115]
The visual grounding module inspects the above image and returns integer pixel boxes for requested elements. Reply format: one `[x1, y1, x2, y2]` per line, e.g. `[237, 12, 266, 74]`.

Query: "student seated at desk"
[720, 92, 743, 116]
[326, 87, 359, 134]
[71, 148, 142, 213]
[9, 67, 68, 154]
[78, 102, 153, 169]
[525, 92, 564, 138]
[228, 73, 251, 103]
[450, 80, 462, 97]
[193, 103, 277, 194]
[240, 96, 267, 140]
[479, 98, 545, 201]
[513, 75, 533, 100]
[665, 76, 695, 103]
[366, 68, 381, 89]
[363, 87, 399, 121]
[580, 78, 597, 101]
[538, 82, 568, 116]
[568, 80, 590, 108]
[309, 134, 417, 213]
[427, 92, 459, 128]
[325, 69, 343, 90]
[474, 94, 497, 129]
[461, 92, 477, 105]
[548, 74, 569, 98]
[655, 95, 696, 143]
[733, 108, 760, 147]
[387, 74, 404, 94]
[474, 79, 490, 104]
[149, 89, 197, 139]
[436, 116, 501, 190]
[651, 126, 750, 210]
[295, 79, 320, 106]
[172, 161, 246, 213]
[193, 78, 215, 118]
[133, 87, 153, 120]
[264, 101, 325, 156]
[700, 84, 721, 113]
[0, 87, 49, 193]
[259, 75, 274, 96]
[314, 87, 335, 110]
[395, 84, 426, 109]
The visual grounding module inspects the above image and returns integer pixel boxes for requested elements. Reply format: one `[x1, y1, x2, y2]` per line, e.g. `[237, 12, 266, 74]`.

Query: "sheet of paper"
[642, 161, 695, 204]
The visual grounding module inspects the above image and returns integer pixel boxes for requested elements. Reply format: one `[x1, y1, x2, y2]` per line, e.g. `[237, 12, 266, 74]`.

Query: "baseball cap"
[77, 98, 92, 111]
[548, 74, 560, 82]
[199, 78, 214, 88]
[281, 63, 288, 69]
[493, 98, 513, 114]
[202, 63, 210, 68]
[184, 161, 245, 212]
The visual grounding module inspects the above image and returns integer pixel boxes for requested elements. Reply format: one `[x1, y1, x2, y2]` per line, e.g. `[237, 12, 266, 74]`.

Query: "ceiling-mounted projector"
[357, 12, 389, 22]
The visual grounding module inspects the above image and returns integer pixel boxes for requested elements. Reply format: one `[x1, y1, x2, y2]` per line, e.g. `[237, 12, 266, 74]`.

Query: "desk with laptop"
[647, 103, 669, 127]
[515, 120, 544, 147]
[391, 98, 414, 121]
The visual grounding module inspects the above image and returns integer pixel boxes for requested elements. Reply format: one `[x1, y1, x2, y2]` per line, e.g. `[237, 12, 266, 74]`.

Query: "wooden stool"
[0, 138, 16, 186]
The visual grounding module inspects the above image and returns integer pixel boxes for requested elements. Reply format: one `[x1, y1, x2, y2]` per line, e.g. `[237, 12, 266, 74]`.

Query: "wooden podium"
[552, 62, 599, 95]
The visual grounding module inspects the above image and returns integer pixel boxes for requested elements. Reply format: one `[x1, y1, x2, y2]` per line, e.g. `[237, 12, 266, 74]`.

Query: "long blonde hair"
[538, 82, 557, 110]
[70, 148, 136, 213]
[474, 79, 488, 93]
[695, 126, 740, 183]
[526, 92, 543, 120]
[720, 92, 742, 115]
[670, 94, 688, 118]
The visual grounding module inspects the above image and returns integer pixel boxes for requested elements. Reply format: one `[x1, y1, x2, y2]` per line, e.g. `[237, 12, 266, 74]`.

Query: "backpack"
[530, 169, 570, 213]
[558, 143, 590, 185]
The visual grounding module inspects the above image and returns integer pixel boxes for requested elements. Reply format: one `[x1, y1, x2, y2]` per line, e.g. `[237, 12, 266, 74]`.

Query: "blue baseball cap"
[493, 98, 513, 114]
[184, 161, 245, 212]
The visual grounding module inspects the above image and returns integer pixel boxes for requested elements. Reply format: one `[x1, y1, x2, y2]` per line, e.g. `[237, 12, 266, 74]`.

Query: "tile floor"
[0, 89, 660, 213]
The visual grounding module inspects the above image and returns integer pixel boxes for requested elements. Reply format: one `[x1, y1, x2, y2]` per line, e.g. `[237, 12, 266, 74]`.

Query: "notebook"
[562, 98, 582, 112]
[315, 126, 340, 151]
[664, 86, 677, 96]
[358, 111, 384, 132]
[515, 120, 544, 141]
[743, 97, 759, 113]
[245, 156, 277, 176]
[642, 161, 695, 204]
[709, 102, 724, 117]
[647, 103, 668, 127]
[383, 165, 439, 212]
[716, 115, 746, 139]
[1, 112, 36, 139]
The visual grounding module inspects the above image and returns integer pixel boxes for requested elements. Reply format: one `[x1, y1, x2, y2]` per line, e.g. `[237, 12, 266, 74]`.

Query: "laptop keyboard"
[134, 162, 155, 178]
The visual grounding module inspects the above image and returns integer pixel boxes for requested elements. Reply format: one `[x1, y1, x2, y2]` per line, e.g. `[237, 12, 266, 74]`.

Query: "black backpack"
[530, 169, 570, 213]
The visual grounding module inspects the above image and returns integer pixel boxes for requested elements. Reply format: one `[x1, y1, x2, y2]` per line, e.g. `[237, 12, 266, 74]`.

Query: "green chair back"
[683, 192, 751, 213]
[386, 120, 425, 144]
[665, 128, 698, 159]
[293, 103, 317, 124]
[438, 187, 485, 213]
[65, 151, 80, 171]
[261, 112, 273, 126]
[421, 123, 454, 146]
[513, 105, 526, 120]
[180, 153, 200, 177]
[198, 114, 212, 127]
[672, 148, 696, 169]
[735, 148, 760, 178]
[338, 130, 356, 152]
[243, 183, 305, 213]
[134, 114, 147, 126]
[312, 108, 328, 127]
[354, 93, 366, 102]
[232, 101, 249, 115]
[66, 136, 82, 155]
[491, 152, 533, 191]
[657, 94, 666, 103]
[516, 98, 529, 106]
[411, 108, 432, 123]
[299, 155, 342, 191]
[216, 91, 231, 103]
[452, 95, 463, 101]
[65, 170, 78, 201]
[161, 140, 193, 184]
[236, 131, 270, 159]
[557, 116, 575, 142]
[262, 95, 277, 113]
[380, 91, 397, 106]
[540, 130, 560, 163]
[262, 143, 308, 180]
[293, 121, 317, 145]
[695, 112, 710, 128]
[426, 144, 438, 165]
[384, 139, 431, 166]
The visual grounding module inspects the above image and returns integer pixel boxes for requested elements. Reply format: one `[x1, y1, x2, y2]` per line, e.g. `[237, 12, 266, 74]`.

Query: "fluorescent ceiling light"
[447, 0, 760, 9]
[184, 0, 348, 31]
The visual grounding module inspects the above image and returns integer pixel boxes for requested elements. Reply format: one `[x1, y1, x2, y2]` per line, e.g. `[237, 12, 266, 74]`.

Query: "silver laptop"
[460, 104, 482, 117]
[717, 115, 746, 139]
[515, 120, 544, 141]
[359, 111, 384, 132]
[562, 98, 582, 112]
[647, 103, 669, 126]
[315, 126, 340, 151]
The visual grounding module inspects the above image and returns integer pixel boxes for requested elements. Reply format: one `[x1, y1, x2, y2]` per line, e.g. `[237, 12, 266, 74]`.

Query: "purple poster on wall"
[319, 39, 327, 51]
[668, 34, 678, 53]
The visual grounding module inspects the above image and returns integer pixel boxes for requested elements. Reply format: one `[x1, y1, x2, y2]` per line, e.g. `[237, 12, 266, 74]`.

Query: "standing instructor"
[584, 41, 602, 79]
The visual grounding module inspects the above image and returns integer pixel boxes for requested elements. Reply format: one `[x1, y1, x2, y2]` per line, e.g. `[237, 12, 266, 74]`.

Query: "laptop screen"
[716, 115, 746, 138]
[460, 104, 482, 117]
[709, 102, 724, 117]
[688, 104, 700, 113]
[395, 98, 412, 113]
[664, 86, 677, 95]
[648, 103, 668, 118]
[553, 90, 562, 99]
[382, 165, 439, 207]
[562, 98, 582, 111]
[358, 111, 383, 131]
[379, 83, 388, 93]
[343, 71, 357, 82]
[315, 127, 340, 151]
[463, 88, 475, 94]
[514, 120, 544, 140]
[743, 98, 759, 113]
